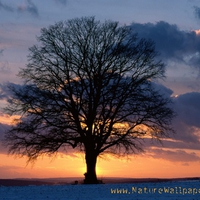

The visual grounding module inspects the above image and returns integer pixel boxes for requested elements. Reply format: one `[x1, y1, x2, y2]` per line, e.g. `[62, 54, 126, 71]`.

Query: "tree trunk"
[84, 150, 99, 184]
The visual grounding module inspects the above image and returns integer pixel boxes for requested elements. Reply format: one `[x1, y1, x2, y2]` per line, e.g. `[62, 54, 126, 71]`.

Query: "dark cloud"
[0, 0, 39, 17]
[152, 82, 173, 98]
[194, 6, 200, 20]
[149, 92, 200, 152]
[0, 1, 13, 12]
[138, 91, 200, 157]
[55, 0, 67, 5]
[143, 127, 200, 151]
[161, 138, 200, 151]
[130, 21, 200, 69]
[0, 83, 13, 100]
[149, 148, 200, 162]
[172, 120, 200, 145]
[174, 92, 200, 127]
[17, 0, 39, 17]
[1, 82, 200, 164]
[131, 21, 184, 59]
[0, 49, 4, 55]
[0, 83, 26, 100]
[0, 82, 199, 140]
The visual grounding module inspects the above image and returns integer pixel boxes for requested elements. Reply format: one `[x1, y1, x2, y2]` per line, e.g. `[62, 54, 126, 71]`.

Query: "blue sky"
[1, 0, 200, 178]
[0, 0, 199, 27]
[0, 0, 200, 90]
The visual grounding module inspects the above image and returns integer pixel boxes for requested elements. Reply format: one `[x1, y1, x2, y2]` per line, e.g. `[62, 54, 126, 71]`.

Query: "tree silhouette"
[4, 17, 175, 184]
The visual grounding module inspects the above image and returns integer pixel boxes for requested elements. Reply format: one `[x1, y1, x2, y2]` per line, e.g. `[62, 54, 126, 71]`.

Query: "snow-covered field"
[1, 180, 200, 200]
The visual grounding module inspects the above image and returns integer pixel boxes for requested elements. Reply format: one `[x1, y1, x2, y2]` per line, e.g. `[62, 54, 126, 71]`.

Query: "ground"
[0, 180, 200, 200]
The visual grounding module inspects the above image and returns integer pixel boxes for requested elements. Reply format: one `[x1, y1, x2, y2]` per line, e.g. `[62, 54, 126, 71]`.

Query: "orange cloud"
[1, 149, 200, 179]
[0, 113, 20, 125]
[194, 29, 200, 35]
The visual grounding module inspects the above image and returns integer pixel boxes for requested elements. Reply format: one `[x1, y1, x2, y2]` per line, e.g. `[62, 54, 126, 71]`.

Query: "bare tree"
[4, 17, 175, 184]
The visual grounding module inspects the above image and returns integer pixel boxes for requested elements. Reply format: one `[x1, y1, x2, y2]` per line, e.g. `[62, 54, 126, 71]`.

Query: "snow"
[1, 180, 200, 200]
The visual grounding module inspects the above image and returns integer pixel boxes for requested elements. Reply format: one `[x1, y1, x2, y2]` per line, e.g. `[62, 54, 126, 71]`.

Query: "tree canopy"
[4, 16, 175, 184]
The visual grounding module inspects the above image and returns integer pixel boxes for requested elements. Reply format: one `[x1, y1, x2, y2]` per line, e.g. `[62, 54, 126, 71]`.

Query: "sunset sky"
[1, 0, 200, 179]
